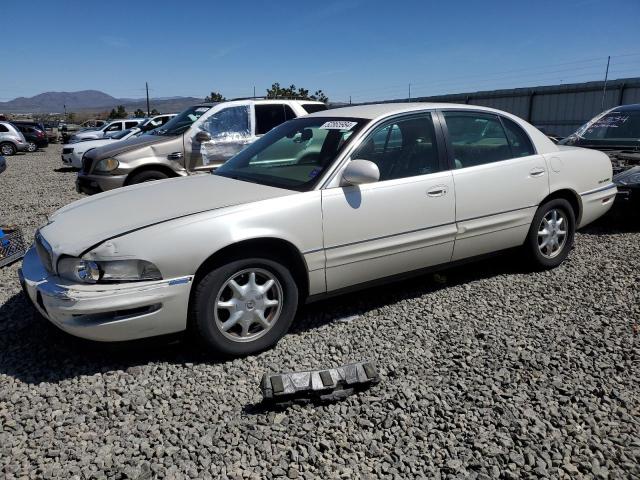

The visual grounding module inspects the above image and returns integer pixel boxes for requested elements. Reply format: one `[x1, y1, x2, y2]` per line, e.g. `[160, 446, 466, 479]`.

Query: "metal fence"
[363, 77, 640, 137]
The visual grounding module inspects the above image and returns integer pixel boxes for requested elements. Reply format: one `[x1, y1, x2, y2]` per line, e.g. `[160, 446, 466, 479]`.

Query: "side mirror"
[342, 159, 380, 186]
[195, 131, 211, 143]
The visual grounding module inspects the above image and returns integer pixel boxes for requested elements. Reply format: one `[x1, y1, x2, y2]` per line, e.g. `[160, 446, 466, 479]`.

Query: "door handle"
[427, 186, 447, 197]
[167, 152, 184, 160]
[529, 167, 546, 177]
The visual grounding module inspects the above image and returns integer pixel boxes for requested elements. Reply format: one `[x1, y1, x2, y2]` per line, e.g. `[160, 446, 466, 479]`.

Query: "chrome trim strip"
[580, 183, 616, 197]
[325, 222, 456, 251]
[458, 205, 537, 223]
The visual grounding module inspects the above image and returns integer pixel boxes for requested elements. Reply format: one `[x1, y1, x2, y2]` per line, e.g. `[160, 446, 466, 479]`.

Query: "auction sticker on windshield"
[320, 121, 358, 130]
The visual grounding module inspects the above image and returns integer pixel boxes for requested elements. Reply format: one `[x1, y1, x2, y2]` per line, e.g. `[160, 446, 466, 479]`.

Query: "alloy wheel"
[537, 208, 568, 259]
[213, 268, 283, 343]
[27, 142, 37, 152]
[1, 144, 14, 155]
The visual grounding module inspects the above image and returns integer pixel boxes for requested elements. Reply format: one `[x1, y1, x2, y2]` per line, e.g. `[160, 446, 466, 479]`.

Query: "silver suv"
[0, 122, 28, 156]
[76, 99, 326, 194]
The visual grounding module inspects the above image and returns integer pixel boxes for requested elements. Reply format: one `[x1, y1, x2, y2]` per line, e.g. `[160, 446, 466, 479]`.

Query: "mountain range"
[0, 90, 203, 113]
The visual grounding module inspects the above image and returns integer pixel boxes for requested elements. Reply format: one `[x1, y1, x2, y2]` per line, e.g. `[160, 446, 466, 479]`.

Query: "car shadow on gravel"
[291, 248, 528, 335]
[0, 292, 216, 384]
[581, 208, 640, 235]
[53, 167, 77, 173]
[0, 249, 528, 384]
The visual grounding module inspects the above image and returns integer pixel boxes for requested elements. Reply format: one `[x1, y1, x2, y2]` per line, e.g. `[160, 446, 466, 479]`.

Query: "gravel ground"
[0, 145, 639, 479]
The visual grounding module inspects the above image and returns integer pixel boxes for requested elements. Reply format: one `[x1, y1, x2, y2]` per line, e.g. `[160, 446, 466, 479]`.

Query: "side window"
[443, 111, 511, 169]
[125, 121, 139, 129]
[501, 117, 535, 157]
[255, 105, 286, 135]
[202, 106, 250, 139]
[0, 124, 9, 133]
[352, 114, 441, 181]
[105, 123, 122, 132]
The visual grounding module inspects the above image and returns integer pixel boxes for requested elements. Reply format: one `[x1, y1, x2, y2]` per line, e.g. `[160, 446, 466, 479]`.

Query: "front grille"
[34, 231, 53, 273]
[62, 147, 74, 154]
[81, 155, 94, 174]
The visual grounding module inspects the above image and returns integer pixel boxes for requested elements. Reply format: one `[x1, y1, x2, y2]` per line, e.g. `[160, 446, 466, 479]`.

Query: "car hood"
[86, 134, 174, 161]
[40, 174, 295, 257]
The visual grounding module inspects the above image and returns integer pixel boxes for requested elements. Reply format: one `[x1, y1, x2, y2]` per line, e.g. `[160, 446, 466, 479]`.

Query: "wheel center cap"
[245, 301, 255, 310]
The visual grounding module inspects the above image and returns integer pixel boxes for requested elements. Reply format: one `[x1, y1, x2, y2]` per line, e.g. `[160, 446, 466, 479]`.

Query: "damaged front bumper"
[18, 247, 192, 341]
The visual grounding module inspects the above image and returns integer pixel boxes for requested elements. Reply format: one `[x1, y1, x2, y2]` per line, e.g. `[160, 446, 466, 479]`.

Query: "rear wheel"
[26, 142, 37, 152]
[0, 143, 16, 156]
[190, 257, 298, 356]
[525, 198, 575, 269]
[127, 170, 169, 185]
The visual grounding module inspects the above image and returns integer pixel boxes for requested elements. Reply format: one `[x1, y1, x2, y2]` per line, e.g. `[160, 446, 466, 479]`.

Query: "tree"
[109, 105, 127, 119]
[150, 108, 160, 116]
[205, 91, 225, 102]
[134, 108, 146, 117]
[266, 83, 328, 102]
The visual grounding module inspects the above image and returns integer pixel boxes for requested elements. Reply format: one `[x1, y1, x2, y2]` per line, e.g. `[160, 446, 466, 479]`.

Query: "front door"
[186, 105, 254, 171]
[439, 110, 550, 261]
[322, 113, 457, 291]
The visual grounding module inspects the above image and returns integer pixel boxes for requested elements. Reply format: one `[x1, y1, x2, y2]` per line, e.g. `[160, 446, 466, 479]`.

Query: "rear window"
[301, 103, 328, 114]
[0, 124, 8, 133]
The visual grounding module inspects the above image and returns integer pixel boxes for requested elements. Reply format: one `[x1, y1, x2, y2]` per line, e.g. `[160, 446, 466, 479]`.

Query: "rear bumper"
[76, 172, 127, 194]
[579, 183, 617, 226]
[19, 247, 193, 342]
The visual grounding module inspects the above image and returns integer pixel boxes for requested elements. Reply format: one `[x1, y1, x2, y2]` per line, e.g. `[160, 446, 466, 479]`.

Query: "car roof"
[611, 103, 640, 112]
[307, 102, 521, 120]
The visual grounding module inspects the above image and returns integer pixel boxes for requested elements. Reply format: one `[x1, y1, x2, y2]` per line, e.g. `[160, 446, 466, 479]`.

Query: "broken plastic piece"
[260, 361, 380, 404]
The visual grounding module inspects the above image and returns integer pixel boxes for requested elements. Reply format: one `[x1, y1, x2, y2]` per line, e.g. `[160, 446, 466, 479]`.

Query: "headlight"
[94, 158, 119, 173]
[58, 257, 162, 283]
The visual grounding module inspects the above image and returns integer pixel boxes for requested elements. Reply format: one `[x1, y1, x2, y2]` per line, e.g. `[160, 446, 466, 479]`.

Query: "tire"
[26, 142, 37, 152]
[190, 257, 299, 357]
[525, 198, 576, 270]
[0, 143, 16, 156]
[127, 170, 169, 185]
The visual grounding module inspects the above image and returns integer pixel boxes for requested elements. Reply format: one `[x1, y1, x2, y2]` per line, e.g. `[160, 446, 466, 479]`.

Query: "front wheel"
[190, 257, 299, 356]
[127, 170, 169, 185]
[26, 142, 37, 152]
[525, 198, 576, 269]
[0, 143, 16, 156]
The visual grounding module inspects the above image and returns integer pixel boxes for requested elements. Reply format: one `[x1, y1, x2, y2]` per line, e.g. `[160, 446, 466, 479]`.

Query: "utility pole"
[408, 83, 411, 101]
[253, 86, 256, 99]
[146, 82, 150, 116]
[349, 95, 352, 105]
[601, 56, 610, 110]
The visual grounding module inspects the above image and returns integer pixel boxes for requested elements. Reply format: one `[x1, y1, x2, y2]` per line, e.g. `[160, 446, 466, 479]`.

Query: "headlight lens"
[57, 257, 162, 283]
[94, 158, 119, 172]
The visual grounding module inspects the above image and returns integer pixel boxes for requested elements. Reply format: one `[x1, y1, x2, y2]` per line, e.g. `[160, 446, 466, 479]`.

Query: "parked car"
[14, 124, 49, 152]
[20, 103, 616, 356]
[62, 128, 141, 168]
[76, 99, 327, 194]
[60, 120, 109, 143]
[69, 119, 146, 142]
[0, 121, 28, 155]
[560, 103, 640, 209]
[0, 155, 5, 174]
[138, 114, 177, 133]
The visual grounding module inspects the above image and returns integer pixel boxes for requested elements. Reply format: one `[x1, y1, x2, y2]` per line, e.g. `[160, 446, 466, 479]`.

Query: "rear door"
[439, 110, 548, 260]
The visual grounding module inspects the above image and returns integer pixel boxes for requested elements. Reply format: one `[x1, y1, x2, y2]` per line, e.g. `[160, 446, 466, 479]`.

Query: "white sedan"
[61, 128, 141, 169]
[20, 103, 616, 356]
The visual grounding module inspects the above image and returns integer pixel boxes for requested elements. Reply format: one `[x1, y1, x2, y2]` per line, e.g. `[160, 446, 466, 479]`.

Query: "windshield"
[111, 128, 133, 140]
[569, 109, 640, 144]
[215, 117, 367, 191]
[153, 105, 212, 136]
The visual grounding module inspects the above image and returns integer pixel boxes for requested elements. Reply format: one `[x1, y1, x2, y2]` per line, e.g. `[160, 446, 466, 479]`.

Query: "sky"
[2, 0, 640, 103]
